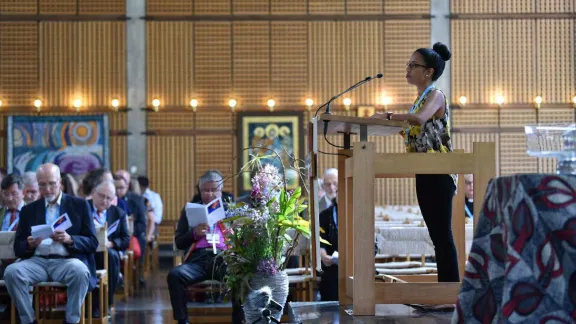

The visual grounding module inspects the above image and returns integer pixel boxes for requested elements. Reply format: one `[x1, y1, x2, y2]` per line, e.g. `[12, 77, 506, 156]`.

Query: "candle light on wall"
[73, 98, 82, 112]
[305, 98, 313, 111]
[0, 99, 3, 108]
[189, 99, 198, 112]
[111, 98, 120, 112]
[229, 99, 237, 112]
[267, 99, 275, 112]
[152, 98, 160, 112]
[34, 99, 42, 112]
[534, 96, 543, 109]
[343, 98, 351, 111]
[458, 96, 467, 107]
[572, 96, 576, 108]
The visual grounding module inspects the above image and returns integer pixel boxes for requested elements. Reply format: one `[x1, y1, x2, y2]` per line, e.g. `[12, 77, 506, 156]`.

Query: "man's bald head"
[37, 163, 62, 201]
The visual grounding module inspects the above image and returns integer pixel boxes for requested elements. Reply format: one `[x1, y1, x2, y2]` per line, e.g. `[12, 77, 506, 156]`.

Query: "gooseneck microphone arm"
[319, 74, 383, 142]
[313, 73, 382, 118]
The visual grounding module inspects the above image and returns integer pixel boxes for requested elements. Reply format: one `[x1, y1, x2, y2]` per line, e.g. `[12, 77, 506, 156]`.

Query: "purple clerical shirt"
[192, 223, 227, 250]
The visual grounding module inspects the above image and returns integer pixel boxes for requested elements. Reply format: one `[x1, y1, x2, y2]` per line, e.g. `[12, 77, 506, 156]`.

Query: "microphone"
[319, 73, 383, 138]
[313, 73, 383, 118]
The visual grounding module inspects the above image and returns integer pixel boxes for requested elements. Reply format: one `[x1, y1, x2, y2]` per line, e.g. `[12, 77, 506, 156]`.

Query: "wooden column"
[473, 142, 496, 227]
[352, 142, 375, 315]
[337, 149, 352, 305]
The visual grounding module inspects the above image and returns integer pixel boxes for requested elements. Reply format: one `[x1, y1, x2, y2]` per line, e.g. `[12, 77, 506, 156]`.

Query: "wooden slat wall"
[0, 18, 127, 173]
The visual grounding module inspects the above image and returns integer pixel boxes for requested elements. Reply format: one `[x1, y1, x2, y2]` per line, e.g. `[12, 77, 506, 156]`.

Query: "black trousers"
[415, 174, 460, 282]
[93, 248, 121, 311]
[319, 265, 339, 301]
[167, 249, 243, 323]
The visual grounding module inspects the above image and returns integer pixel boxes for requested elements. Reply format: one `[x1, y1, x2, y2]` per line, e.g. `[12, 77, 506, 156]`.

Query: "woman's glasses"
[406, 62, 428, 70]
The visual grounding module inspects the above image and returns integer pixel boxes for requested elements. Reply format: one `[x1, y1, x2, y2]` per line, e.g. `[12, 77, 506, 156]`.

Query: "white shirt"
[35, 191, 69, 256]
[143, 188, 163, 224]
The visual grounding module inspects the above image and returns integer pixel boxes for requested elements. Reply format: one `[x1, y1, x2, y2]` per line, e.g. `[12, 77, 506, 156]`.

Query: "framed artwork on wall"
[357, 106, 375, 118]
[236, 111, 305, 195]
[7, 115, 110, 175]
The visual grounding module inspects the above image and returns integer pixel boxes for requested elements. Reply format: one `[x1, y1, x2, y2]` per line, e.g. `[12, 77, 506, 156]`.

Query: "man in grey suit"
[4, 163, 98, 324]
[318, 168, 338, 213]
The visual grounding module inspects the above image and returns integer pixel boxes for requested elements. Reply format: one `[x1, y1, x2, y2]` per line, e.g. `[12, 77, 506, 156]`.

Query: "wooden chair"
[0, 231, 17, 324]
[33, 225, 108, 324]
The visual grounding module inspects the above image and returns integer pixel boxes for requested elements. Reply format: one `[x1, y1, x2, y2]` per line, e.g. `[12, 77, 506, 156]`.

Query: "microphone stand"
[321, 74, 383, 138]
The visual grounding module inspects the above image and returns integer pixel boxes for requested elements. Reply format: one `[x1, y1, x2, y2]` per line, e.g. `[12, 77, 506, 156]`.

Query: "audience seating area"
[0, 222, 160, 324]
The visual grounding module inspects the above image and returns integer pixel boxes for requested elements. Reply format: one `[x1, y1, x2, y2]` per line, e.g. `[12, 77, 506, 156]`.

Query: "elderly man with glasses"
[4, 163, 97, 324]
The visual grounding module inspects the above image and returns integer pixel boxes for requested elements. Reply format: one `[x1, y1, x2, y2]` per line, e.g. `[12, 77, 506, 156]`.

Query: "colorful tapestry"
[7, 115, 110, 175]
[453, 174, 576, 323]
[237, 112, 304, 193]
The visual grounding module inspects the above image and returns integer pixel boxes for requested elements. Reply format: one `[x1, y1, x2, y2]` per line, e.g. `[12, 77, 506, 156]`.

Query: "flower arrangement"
[220, 153, 328, 303]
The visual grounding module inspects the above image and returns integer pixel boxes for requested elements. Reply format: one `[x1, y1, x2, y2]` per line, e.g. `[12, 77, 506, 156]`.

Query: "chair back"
[127, 216, 134, 236]
[0, 231, 15, 259]
[96, 224, 108, 252]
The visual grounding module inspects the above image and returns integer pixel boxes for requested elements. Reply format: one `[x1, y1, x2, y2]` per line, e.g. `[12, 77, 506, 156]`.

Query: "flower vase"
[243, 271, 289, 324]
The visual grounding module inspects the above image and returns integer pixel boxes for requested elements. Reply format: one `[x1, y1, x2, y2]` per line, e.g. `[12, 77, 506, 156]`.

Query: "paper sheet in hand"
[31, 213, 72, 239]
[331, 251, 339, 265]
[185, 198, 225, 228]
[107, 219, 120, 236]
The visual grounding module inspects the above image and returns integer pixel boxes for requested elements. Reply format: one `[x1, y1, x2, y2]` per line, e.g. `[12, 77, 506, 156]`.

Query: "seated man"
[88, 180, 130, 316]
[319, 198, 339, 301]
[114, 171, 147, 283]
[167, 170, 242, 324]
[0, 173, 24, 319]
[464, 174, 473, 219]
[22, 171, 40, 205]
[4, 163, 98, 324]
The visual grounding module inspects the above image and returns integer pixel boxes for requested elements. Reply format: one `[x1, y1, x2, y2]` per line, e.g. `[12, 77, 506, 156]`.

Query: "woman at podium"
[371, 42, 459, 283]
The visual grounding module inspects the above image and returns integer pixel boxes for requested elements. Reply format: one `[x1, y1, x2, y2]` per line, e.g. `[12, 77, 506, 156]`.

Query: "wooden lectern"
[307, 114, 496, 316]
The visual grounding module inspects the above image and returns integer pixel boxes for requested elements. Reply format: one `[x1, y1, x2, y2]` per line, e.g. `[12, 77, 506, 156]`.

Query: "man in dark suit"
[168, 170, 241, 324]
[88, 180, 130, 316]
[4, 163, 98, 324]
[114, 171, 147, 284]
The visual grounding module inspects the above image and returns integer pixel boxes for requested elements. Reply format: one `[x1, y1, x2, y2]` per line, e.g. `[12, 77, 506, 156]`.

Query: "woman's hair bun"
[432, 42, 451, 61]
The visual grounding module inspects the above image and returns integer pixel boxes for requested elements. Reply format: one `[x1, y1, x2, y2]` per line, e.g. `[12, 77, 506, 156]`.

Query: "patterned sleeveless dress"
[404, 87, 458, 187]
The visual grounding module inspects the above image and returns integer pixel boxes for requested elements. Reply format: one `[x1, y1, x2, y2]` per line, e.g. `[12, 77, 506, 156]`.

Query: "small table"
[453, 174, 576, 323]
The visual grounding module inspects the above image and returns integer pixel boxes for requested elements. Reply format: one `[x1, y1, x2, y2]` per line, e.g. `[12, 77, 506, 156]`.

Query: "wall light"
[495, 95, 505, 108]
[34, 99, 42, 111]
[305, 98, 313, 111]
[229, 99, 237, 112]
[111, 99, 120, 111]
[267, 99, 275, 112]
[534, 96, 543, 109]
[73, 98, 82, 112]
[152, 98, 160, 112]
[0, 99, 3, 108]
[572, 96, 576, 108]
[189, 99, 198, 112]
[459, 96, 467, 107]
[381, 95, 392, 110]
[343, 98, 351, 111]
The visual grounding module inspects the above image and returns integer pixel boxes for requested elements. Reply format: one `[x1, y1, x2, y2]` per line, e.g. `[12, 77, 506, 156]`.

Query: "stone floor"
[110, 259, 454, 324]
